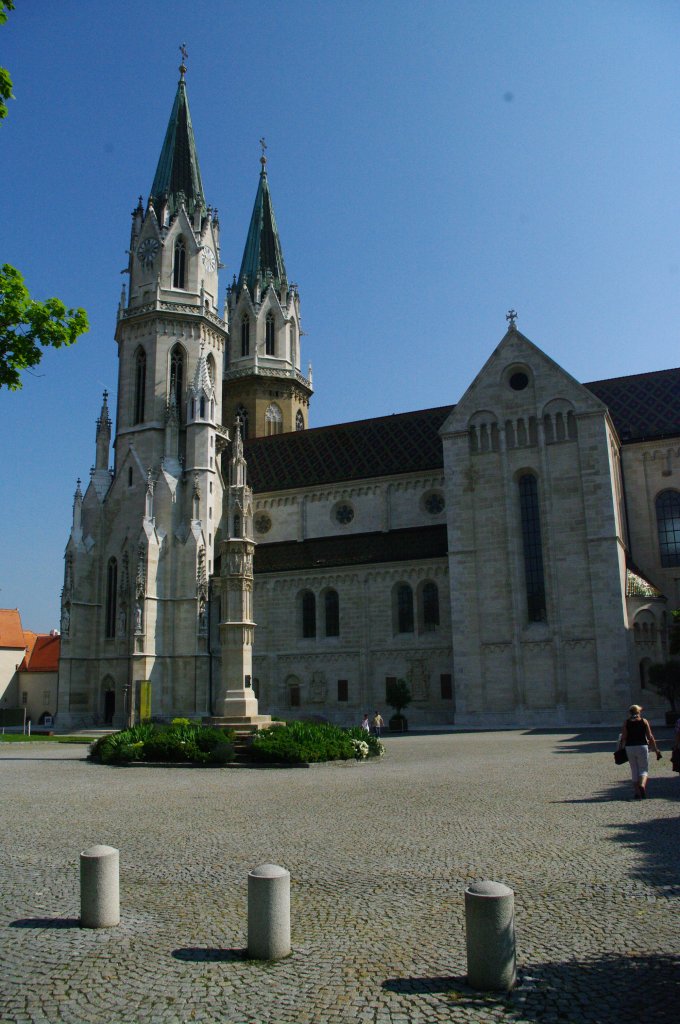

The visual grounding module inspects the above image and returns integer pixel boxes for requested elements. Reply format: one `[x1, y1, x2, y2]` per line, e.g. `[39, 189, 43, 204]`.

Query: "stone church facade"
[57, 66, 680, 730]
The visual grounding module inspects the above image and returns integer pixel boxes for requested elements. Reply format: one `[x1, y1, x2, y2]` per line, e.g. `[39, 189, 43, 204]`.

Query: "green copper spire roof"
[238, 155, 287, 294]
[150, 64, 206, 220]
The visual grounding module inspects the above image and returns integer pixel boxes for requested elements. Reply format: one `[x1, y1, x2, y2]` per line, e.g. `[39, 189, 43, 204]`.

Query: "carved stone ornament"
[309, 671, 327, 703]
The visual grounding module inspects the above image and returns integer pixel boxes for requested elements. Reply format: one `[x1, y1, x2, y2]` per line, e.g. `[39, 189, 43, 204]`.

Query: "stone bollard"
[465, 880, 516, 991]
[247, 863, 290, 960]
[80, 845, 120, 928]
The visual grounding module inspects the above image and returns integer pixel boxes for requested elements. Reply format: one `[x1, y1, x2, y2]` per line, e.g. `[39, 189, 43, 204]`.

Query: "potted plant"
[386, 679, 411, 732]
[647, 660, 680, 726]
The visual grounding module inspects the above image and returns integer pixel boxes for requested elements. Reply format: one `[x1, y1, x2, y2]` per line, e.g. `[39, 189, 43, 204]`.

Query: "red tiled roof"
[19, 632, 60, 673]
[0, 609, 26, 650]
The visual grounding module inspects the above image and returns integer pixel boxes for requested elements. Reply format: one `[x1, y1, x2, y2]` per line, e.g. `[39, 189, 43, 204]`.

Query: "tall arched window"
[173, 238, 186, 288]
[296, 409, 304, 431]
[324, 589, 340, 637]
[396, 583, 414, 634]
[265, 313, 275, 355]
[105, 558, 118, 639]
[301, 590, 316, 638]
[169, 344, 184, 412]
[265, 403, 283, 436]
[519, 473, 547, 622]
[421, 582, 440, 632]
[134, 348, 146, 424]
[241, 316, 250, 357]
[656, 490, 680, 567]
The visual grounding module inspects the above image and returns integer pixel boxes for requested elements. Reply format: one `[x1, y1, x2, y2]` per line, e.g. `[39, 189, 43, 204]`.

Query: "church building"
[57, 64, 680, 730]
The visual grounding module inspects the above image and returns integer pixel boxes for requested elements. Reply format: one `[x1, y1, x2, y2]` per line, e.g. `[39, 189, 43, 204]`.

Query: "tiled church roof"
[254, 525, 449, 574]
[245, 406, 452, 492]
[244, 368, 680, 493]
[583, 367, 680, 442]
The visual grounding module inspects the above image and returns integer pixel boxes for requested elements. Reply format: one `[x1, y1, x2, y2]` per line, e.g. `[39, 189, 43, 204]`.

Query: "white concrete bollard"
[465, 880, 516, 991]
[247, 863, 290, 960]
[80, 845, 120, 928]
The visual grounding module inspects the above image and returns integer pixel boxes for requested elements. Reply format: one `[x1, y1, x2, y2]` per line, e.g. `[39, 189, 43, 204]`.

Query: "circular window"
[424, 492, 445, 515]
[335, 503, 354, 525]
[509, 371, 529, 391]
[254, 513, 272, 535]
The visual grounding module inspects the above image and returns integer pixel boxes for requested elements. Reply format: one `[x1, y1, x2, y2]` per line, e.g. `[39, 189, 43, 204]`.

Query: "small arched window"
[134, 348, 146, 424]
[236, 404, 249, 439]
[301, 590, 316, 638]
[265, 313, 275, 356]
[656, 490, 680, 567]
[396, 583, 414, 634]
[324, 589, 340, 637]
[296, 409, 304, 431]
[265, 403, 283, 436]
[241, 316, 250, 357]
[105, 558, 118, 639]
[173, 238, 186, 288]
[421, 582, 440, 632]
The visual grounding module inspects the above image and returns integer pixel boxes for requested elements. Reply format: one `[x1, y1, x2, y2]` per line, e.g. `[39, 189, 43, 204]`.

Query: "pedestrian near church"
[361, 713, 370, 733]
[619, 704, 661, 798]
[372, 711, 384, 737]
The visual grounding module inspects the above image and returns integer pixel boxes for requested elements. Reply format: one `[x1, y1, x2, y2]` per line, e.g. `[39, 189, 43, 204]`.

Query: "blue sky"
[2, 0, 680, 631]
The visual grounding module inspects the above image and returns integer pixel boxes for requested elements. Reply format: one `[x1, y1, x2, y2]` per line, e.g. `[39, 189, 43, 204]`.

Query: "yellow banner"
[138, 680, 152, 722]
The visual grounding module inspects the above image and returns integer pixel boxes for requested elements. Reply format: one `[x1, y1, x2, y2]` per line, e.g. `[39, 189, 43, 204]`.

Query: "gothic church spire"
[149, 54, 206, 221]
[237, 149, 287, 295]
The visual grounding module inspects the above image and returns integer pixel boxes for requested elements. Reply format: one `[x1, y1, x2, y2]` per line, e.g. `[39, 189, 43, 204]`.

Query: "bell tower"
[223, 145, 313, 439]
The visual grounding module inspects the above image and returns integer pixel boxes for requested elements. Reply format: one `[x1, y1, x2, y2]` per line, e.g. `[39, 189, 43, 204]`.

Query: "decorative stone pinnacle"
[506, 309, 518, 329]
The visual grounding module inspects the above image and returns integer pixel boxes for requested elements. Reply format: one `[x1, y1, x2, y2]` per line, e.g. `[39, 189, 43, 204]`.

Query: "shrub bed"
[249, 721, 386, 765]
[89, 719, 234, 766]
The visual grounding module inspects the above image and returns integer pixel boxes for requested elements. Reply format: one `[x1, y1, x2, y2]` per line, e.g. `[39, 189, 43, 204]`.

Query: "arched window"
[173, 238, 186, 288]
[199, 396, 205, 418]
[656, 490, 680, 567]
[169, 344, 184, 411]
[290, 322, 297, 367]
[134, 348, 146, 424]
[396, 583, 414, 634]
[105, 558, 117, 639]
[324, 589, 340, 637]
[265, 313, 275, 355]
[241, 316, 250, 357]
[236, 404, 249, 439]
[421, 582, 440, 632]
[296, 409, 304, 431]
[265, 403, 283, 436]
[519, 474, 546, 622]
[301, 590, 316, 638]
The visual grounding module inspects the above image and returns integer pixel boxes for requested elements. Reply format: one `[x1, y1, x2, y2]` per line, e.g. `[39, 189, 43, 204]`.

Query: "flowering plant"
[351, 739, 370, 760]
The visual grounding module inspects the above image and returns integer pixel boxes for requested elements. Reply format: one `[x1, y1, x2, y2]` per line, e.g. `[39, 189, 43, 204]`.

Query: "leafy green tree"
[647, 661, 680, 713]
[0, 1, 89, 389]
[0, 265, 89, 389]
[386, 678, 412, 716]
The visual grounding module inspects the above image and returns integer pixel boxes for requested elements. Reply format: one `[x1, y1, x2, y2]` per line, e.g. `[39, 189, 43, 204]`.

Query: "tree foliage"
[0, 264, 89, 390]
[385, 678, 412, 714]
[647, 661, 680, 713]
[0, 3, 15, 121]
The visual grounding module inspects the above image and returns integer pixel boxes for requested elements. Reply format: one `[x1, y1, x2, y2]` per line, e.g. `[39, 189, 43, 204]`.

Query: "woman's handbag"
[614, 747, 628, 765]
[671, 748, 680, 773]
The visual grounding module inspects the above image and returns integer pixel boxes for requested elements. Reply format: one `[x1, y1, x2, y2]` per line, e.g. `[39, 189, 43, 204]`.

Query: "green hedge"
[250, 721, 386, 764]
[88, 720, 234, 766]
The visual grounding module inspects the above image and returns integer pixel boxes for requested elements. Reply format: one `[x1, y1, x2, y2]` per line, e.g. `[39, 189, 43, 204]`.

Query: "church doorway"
[104, 688, 115, 725]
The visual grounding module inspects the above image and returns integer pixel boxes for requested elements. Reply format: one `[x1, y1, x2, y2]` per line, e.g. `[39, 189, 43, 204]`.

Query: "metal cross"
[259, 136, 267, 158]
[506, 309, 518, 327]
[179, 42, 188, 65]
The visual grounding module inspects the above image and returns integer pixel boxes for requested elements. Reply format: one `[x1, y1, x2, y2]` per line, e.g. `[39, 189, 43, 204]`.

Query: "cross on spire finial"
[259, 136, 267, 169]
[506, 309, 518, 329]
[179, 42, 188, 78]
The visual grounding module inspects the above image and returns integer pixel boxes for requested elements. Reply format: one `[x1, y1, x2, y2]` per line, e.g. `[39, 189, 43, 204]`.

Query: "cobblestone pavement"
[1, 730, 678, 1024]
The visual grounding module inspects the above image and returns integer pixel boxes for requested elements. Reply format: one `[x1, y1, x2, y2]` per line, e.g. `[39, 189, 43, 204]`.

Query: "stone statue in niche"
[134, 602, 143, 634]
[60, 605, 70, 635]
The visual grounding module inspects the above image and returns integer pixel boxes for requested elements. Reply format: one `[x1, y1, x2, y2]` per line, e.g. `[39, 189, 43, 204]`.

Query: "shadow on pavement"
[172, 947, 247, 963]
[383, 952, 680, 1023]
[607, 813, 680, 891]
[10, 917, 80, 929]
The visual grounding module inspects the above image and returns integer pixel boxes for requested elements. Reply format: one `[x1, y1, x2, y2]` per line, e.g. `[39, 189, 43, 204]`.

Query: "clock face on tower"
[201, 246, 216, 273]
[137, 237, 159, 269]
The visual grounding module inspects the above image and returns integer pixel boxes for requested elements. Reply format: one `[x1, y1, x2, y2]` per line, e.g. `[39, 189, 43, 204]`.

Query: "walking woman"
[619, 704, 661, 798]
